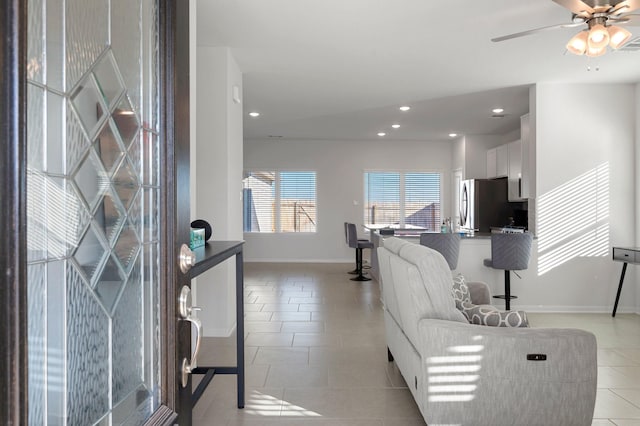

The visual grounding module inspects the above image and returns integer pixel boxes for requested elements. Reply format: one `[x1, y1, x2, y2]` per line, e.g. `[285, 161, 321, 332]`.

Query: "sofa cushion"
[396, 241, 467, 324]
[453, 274, 529, 328]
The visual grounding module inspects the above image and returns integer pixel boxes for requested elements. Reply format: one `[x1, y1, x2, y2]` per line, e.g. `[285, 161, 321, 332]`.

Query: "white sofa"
[377, 237, 597, 426]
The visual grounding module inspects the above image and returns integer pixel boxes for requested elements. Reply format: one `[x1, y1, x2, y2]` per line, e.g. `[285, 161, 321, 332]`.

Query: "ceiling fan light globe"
[586, 44, 607, 57]
[608, 25, 632, 49]
[587, 24, 610, 49]
[566, 31, 589, 55]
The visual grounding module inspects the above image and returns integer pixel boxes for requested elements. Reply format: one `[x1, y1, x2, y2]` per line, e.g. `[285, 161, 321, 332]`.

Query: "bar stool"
[419, 233, 461, 270]
[344, 222, 369, 275]
[346, 222, 374, 281]
[483, 232, 533, 311]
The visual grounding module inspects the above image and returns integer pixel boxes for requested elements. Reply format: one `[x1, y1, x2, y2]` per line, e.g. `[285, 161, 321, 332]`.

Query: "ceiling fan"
[492, 0, 640, 56]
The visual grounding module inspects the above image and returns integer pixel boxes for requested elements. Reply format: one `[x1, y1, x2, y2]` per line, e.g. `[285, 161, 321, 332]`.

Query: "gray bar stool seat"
[419, 233, 461, 270]
[346, 222, 373, 281]
[483, 232, 533, 310]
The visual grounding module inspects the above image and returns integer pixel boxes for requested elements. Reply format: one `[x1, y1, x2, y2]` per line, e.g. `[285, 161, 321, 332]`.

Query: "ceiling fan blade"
[491, 22, 583, 43]
[610, 0, 640, 14]
[552, 0, 595, 16]
[610, 13, 640, 23]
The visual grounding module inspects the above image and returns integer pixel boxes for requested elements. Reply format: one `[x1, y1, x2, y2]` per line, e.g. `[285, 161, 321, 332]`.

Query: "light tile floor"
[192, 263, 640, 426]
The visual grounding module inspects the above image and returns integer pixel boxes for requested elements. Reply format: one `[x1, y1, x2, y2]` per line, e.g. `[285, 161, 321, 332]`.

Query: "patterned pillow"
[452, 274, 529, 328]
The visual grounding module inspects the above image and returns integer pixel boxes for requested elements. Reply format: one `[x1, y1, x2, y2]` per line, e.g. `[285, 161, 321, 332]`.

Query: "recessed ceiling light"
[449, 133, 458, 138]
[249, 111, 260, 117]
[377, 132, 386, 137]
[392, 124, 401, 129]
[399, 106, 411, 112]
[492, 108, 504, 114]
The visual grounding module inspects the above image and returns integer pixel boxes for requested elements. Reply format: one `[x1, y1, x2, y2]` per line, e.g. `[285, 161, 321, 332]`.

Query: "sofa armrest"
[416, 318, 597, 426]
[467, 280, 491, 305]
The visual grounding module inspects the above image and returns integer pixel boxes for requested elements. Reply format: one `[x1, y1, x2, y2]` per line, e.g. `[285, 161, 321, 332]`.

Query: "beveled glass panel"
[27, 171, 47, 262]
[114, 218, 140, 273]
[45, 0, 64, 90]
[141, 130, 158, 186]
[113, 97, 140, 149]
[27, 0, 44, 83]
[47, 176, 90, 259]
[94, 51, 125, 109]
[66, 262, 110, 425]
[142, 243, 160, 401]
[111, 0, 142, 125]
[66, 97, 91, 176]
[95, 187, 126, 245]
[70, 75, 108, 140]
[113, 158, 140, 210]
[27, 84, 45, 170]
[141, 188, 159, 243]
[47, 92, 66, 175]
[27, 263, 46, 425]
[73, 148, 109, 212]
[47, 261, 66, 424]
[128, 131, 142, 183]
[142, 0, 159, 132]
[65, 0, 109, 89]
[73, 222, 108, 284]
[112, 256, 143, 403]
[95, 119, 125, 175]
[94, 255, 126, 312]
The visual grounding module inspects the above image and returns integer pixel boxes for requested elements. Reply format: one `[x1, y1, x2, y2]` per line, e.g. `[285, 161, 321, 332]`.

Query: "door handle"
[178, 285, 203, 388]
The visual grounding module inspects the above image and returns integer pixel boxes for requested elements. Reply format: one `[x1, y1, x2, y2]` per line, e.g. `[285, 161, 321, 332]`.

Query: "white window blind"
[364, 171, 441, 230]
[243, 171, 316, 233]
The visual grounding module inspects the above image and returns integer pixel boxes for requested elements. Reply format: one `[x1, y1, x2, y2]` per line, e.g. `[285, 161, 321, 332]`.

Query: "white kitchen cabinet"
[486, 148, 497, 178]
[507, 139, 522, 201]
[486, 145, 508, 179]
[520, 113, 534, 199]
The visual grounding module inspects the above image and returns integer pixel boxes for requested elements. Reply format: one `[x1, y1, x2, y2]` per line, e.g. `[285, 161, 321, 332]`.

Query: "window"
[364, 171, 441, 230]
[243, 171, 317, 233]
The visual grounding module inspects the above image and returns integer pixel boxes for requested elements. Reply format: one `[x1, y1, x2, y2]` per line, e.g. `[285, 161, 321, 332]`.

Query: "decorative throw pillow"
[452, 273, 471, 310]
[452, 273, 529, 328]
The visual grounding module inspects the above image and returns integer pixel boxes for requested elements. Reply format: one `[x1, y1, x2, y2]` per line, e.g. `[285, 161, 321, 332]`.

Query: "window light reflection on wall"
[537, 163, 610, 275]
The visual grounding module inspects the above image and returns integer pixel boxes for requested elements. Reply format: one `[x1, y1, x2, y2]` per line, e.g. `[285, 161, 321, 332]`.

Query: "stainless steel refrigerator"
[459, 178, 509, 233]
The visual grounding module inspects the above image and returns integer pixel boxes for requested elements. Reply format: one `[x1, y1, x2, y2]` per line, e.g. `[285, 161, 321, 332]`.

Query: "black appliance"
[459, 178, 509, 233]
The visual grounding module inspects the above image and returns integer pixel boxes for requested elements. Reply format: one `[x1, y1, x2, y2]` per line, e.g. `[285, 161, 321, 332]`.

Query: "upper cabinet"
[507, 139, 522, 201]
[486, 144, 508, 179]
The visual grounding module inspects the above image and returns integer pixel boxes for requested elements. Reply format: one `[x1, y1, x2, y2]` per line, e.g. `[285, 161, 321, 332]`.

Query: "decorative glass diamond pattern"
[73, 148, 109, 212]
[70, 74, 108, 139]
[66, 98, 92, 175]
[114, 218, 140, 273]
[113, 158, 139, 210]
[95, 119, 125, 175]
[73, 223, 108, 284]
[95, 187, 125, 245]
[113, 97, 140, 149]
[94, 255, 126, 313]
[93, 52, 125, 109]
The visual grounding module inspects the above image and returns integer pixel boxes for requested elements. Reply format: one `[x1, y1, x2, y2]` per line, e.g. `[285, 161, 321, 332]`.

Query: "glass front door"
[26, 0, 165, 423]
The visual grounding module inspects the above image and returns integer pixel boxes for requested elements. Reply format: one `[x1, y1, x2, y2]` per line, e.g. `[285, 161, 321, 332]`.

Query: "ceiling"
[197, 0, 640, 141]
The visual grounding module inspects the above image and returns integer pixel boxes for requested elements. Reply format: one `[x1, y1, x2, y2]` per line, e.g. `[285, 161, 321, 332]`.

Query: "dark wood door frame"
[0, 0, 27, 424]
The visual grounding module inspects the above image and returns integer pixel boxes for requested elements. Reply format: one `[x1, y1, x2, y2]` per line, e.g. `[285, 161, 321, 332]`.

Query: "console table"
[611, 246, 639, 317]
[189, 241, 245, 408]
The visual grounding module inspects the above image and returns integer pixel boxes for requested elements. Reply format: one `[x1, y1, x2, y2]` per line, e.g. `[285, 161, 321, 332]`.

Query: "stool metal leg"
[351, 248, 371, 281]
[492, 270, 517, 310]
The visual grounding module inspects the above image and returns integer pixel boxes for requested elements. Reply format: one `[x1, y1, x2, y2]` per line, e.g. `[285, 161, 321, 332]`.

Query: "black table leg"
[504, 270, 511, 311]
[612, 262, 627, 318]
[236, 251, 245, 408]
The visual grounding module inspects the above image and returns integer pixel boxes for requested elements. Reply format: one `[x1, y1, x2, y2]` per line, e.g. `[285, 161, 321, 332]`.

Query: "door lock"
[179, 244, 196, 274]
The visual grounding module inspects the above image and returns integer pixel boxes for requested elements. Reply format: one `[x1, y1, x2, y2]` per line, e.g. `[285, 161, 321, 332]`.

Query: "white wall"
[533, 83, 637, 313]
[192, 46, 244, 336]
[243, 138, 454, 262]
[463, 134, 504, 179]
